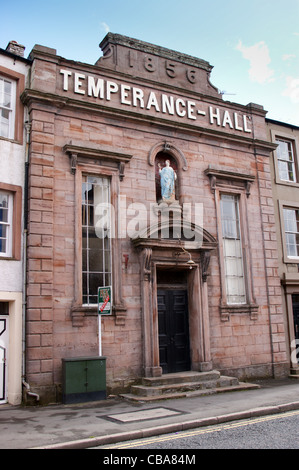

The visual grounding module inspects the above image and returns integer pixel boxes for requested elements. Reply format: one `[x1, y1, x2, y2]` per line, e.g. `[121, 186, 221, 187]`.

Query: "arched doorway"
[132, 220, 217, 378]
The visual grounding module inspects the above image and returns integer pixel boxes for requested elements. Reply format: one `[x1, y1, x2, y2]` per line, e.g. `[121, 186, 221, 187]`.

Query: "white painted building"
[0, 41, 31, 404]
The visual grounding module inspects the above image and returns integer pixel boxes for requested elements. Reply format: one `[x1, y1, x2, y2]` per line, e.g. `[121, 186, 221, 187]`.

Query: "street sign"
[98, 286, 112, 356]
[98, 286, 112, 315]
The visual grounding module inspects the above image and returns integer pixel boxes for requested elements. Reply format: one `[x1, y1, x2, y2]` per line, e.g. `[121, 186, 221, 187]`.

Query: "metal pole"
[98, 314, 102, 357]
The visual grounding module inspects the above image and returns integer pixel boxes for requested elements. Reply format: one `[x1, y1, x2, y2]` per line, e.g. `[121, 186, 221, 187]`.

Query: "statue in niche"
[157, 159, 177, 203]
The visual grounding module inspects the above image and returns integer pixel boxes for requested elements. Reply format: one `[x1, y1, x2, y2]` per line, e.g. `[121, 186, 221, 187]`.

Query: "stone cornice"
[205, 166, 256, 197]
[204, 166, 256, 182]
[63, 144, 132, 163]
[63, 143, 132, 177]
[21, 88, 276, 153]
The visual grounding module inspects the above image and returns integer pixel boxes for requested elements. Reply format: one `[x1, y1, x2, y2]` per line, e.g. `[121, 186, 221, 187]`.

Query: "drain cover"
[105, 407, 182, 423]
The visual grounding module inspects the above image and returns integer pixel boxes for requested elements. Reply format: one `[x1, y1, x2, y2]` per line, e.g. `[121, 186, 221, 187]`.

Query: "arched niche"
[155, 152, 179, 203]
[148, 141, 188, 171]
[149, 141, 187, 204]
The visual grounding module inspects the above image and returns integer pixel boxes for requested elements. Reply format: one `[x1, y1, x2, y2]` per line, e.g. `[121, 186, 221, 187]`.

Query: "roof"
[266, 117, 299, 131]
[0, 47, 32, 64]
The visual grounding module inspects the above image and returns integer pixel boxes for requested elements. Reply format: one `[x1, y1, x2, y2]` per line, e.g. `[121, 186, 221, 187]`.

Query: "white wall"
[0, 53, 29, 293]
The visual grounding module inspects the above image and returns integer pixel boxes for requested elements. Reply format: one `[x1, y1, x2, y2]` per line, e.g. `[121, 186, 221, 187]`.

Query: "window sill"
[283, 256, 299, 264]
[220, 303, 258, 322]
[275, 179, 299, 188]
[0, 135, 22, 145]
[71, 303, 127, 327]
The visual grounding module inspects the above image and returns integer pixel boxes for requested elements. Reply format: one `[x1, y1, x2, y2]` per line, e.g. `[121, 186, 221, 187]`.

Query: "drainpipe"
[22, 120, 39, 402]
[22, 380, 39, 402]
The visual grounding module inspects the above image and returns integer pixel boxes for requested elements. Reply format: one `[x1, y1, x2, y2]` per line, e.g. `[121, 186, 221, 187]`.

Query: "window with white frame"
[276, 138, 297, 183]
[220, 194, 246, 305]
[0, 191, 13, 257]
[81, 175, 112, 305]
[0, 76, 16, 139]
[283, 207, 299, 258]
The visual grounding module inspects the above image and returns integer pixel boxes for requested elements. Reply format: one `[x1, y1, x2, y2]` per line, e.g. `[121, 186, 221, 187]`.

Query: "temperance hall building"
[19, 33, 289, 403]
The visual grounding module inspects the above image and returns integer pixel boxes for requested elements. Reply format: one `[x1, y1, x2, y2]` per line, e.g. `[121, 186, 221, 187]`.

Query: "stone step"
[121, 382, 260, 403]
[141, 370, 221, 387]
[120, 370, 259, 403]
[290, 368, 299, 377]
[131, 375, 239, 397]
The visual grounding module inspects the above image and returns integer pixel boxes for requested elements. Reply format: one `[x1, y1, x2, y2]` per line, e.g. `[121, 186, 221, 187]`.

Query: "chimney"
[6, 40, 25, 58]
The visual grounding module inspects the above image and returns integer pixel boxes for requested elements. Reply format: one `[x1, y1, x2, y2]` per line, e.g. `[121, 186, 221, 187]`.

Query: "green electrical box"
[62, 356, 106, 404]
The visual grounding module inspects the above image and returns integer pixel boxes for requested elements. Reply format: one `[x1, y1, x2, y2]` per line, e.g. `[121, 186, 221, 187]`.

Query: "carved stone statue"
[158, 160, 177, 202]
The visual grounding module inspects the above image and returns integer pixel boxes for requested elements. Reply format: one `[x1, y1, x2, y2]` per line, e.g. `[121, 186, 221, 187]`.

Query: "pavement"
[0, 377, 299, 449]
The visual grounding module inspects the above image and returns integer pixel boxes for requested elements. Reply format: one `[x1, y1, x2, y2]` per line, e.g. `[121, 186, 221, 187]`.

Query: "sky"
[1, 0, 299, 126]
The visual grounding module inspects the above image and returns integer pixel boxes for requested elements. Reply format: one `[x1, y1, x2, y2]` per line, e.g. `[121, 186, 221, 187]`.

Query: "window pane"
[223, 238, 242, 257]
[81, 175, 111, 305]
[286, 233, 297, 257]
[0, 224, 7, 253]
[220, 195, 240, 239]
[105, 273, 111, 286]
[82, 249, 88, 272]
[277, 140, 290, 161]
[287, 162, 295, 182]
[0, 238, 7, 254]
[284, 209, 296, 232]
[278, 160, 289, 181]
[89, 273, 104, 299]
[221, 194, 246, 305]
[0, 194, 9, 223]
[0, 110, 10, 139]
[89, 249, 103, 272]
[0, 77, 15, 140]
[104, 250, 111, 272]
[3, 94, 11, 108]
[0, 79, 11, 107]
[283, 208, 299, 257]
[276, 139, 296, 182]
[82, 272, 88, 305]
[0, 191, 12, 256]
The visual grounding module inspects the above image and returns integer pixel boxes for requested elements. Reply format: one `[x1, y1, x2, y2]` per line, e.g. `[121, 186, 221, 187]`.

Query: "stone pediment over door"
[131, 216, 217, 283]
[131, 216, 217, 249]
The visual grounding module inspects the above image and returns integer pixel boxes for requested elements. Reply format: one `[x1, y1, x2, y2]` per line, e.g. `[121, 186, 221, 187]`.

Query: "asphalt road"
[96, 409, 299, 450]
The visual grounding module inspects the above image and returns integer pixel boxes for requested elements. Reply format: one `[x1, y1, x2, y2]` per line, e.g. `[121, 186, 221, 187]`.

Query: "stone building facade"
[21, 34, 289, 403]
[0, 41, 30, 404]
[266, 118, 299, 376]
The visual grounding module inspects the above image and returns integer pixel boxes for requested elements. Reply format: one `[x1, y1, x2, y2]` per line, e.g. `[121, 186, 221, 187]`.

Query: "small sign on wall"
[98, 286, 112, 315]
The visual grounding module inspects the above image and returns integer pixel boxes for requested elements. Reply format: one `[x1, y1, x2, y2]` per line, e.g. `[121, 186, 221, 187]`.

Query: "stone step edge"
[120, 382, 260, 403]
[131, 376, 239, 397]
[142, 370, 221, 386]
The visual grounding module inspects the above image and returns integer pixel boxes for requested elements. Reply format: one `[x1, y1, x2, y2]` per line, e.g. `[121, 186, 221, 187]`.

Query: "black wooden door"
[292, 296, 299, 340]
[292, 295, 299, 364]
[157, 289, 190, 374]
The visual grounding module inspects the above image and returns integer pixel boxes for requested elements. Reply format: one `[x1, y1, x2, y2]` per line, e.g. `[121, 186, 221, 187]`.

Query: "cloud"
[282, 76, 299, 103]
[236, 40, 275, 84]
[101, 22, 110, 33]
[282, 54, 296, 61]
